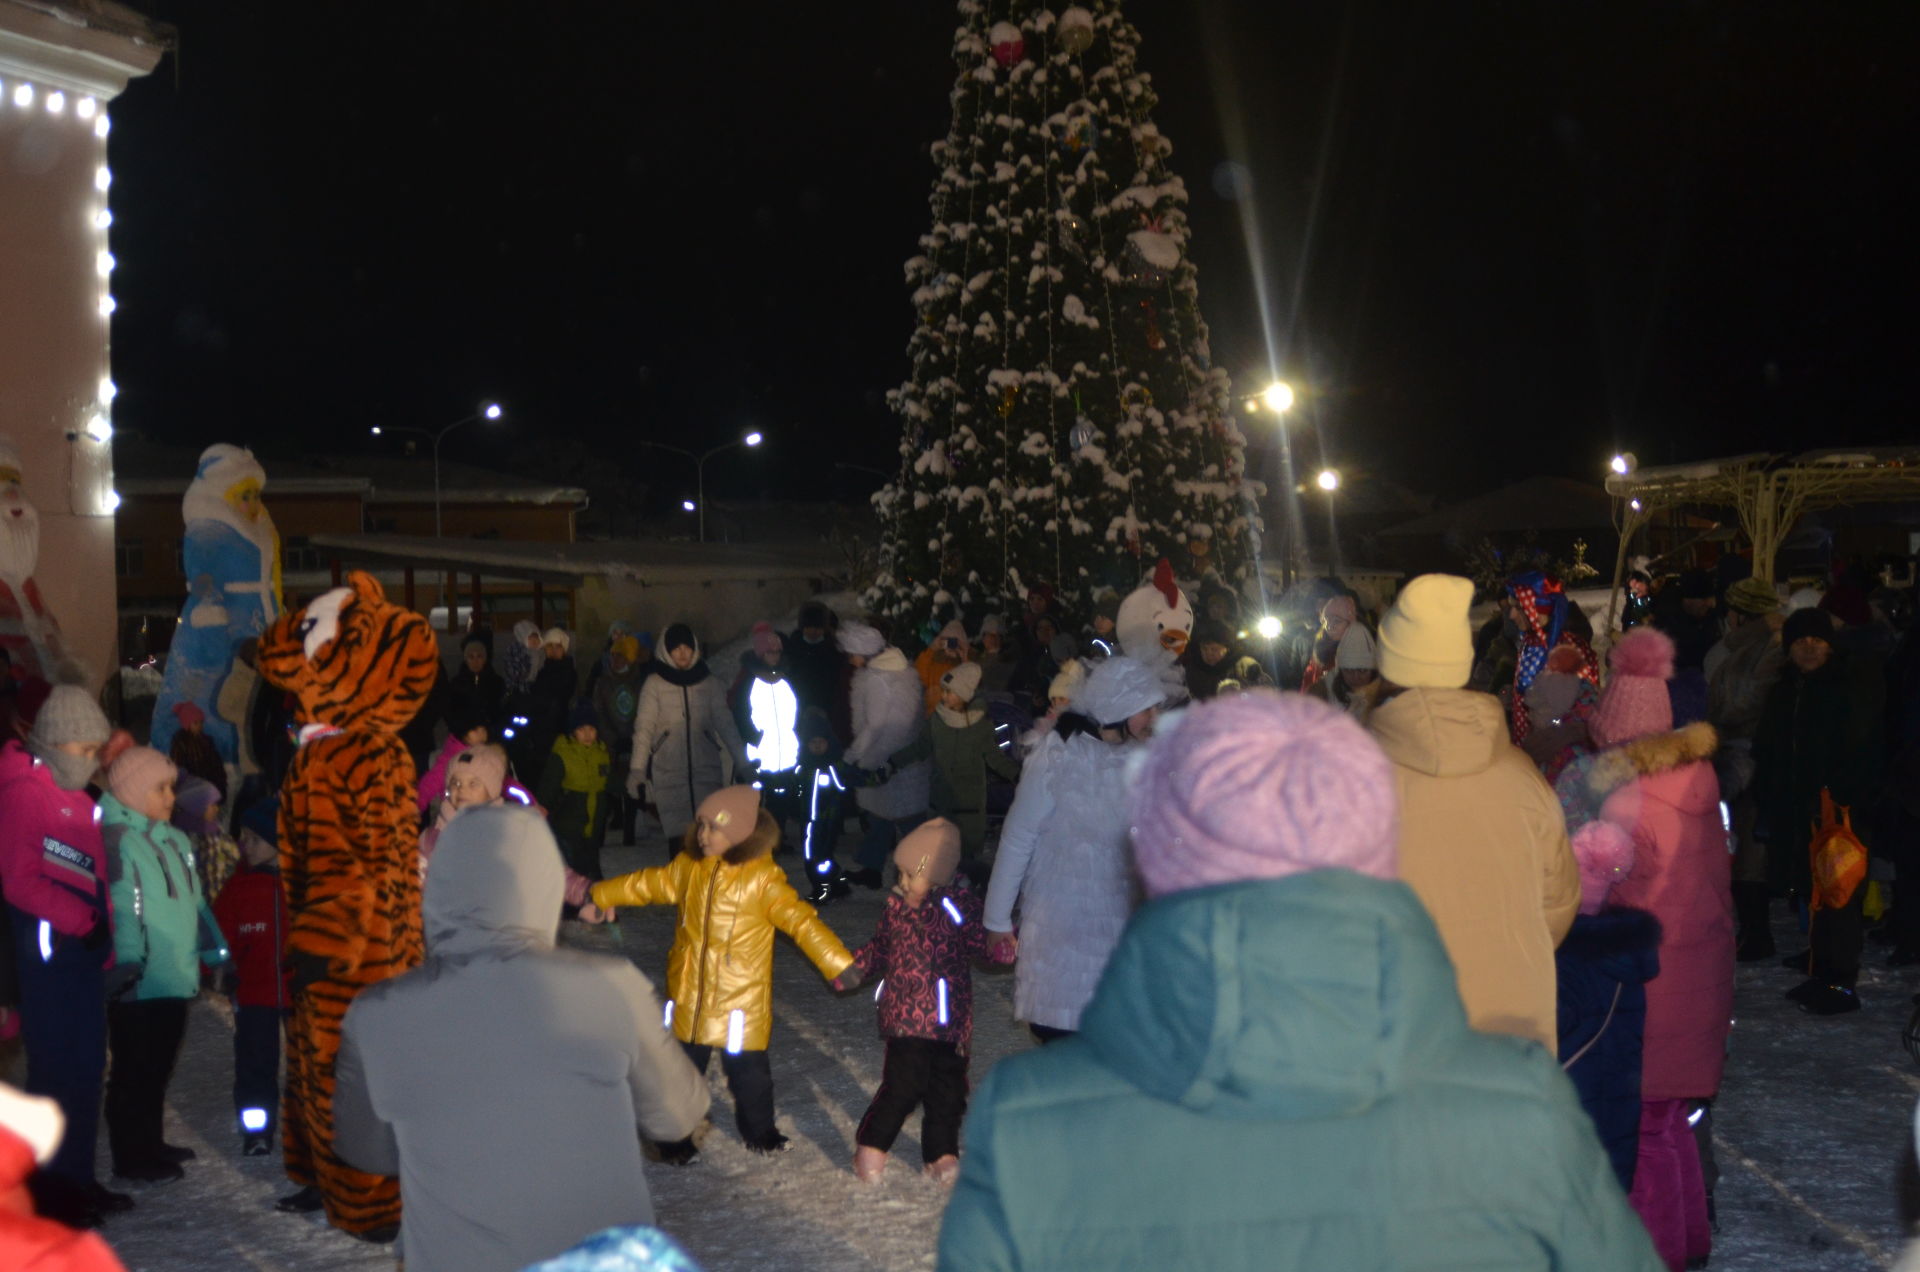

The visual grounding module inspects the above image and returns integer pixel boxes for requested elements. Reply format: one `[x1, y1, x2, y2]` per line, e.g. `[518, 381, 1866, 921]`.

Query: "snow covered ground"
[66, 836, 1920, 1271]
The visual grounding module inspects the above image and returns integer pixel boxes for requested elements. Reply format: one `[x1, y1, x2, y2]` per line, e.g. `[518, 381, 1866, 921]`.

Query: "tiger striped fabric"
[260, 571, 438, 1234]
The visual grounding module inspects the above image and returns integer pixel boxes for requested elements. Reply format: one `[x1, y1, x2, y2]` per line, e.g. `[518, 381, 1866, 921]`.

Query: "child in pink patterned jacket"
[833, 817, 999, 1185]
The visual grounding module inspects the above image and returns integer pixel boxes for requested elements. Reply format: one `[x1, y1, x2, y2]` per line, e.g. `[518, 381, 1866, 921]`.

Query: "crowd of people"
[1, 551, 1917, 1271]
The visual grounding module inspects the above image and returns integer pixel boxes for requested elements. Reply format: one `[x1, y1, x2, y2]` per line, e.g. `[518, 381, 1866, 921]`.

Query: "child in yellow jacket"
[590, 785, 852, 1159]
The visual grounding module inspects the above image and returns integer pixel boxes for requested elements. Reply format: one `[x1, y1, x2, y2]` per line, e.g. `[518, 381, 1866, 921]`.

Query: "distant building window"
[283, 538, 323, 572]
[115, 541, 145, 578]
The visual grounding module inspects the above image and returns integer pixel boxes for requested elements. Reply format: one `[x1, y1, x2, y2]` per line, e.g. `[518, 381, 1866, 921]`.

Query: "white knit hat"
[1377, 574, 1474, 689]
[940, 661, 983, 703]
[541, 627, 570, 652]
[1073, 655, 1164, 724]
[1336, 623, 1377, 671]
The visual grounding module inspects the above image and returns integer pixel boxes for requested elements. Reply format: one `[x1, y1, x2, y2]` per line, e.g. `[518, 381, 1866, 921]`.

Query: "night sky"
[106, 1, 1917, 517]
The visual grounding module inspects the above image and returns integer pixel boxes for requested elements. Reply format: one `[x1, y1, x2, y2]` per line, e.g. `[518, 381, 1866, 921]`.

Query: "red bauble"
[989, 21, 1025, 68]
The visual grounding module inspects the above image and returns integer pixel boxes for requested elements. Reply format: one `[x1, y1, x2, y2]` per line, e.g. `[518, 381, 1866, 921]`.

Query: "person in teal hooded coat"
[98, 747, 228, 1185]
[938, 690, 1659, 1272]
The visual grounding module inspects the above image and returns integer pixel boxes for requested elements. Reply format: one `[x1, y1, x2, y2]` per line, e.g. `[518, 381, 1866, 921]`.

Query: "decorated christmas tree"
[867, 0, 1258, 632]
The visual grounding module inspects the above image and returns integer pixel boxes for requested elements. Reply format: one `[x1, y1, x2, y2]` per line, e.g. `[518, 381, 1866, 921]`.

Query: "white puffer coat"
[846, 648, 932, 821]
[983, 728, 1141, 1031]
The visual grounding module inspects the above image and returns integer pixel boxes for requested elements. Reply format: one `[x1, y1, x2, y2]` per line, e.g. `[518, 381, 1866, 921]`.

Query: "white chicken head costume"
[1116, 559, 1194, 658]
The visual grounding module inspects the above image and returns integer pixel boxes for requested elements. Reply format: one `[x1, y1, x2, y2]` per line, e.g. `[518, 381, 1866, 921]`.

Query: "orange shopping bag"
[1808, 789, 1868, 914]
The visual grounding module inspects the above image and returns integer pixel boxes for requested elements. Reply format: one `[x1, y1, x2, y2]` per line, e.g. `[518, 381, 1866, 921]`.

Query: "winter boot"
[853, 1145, 888, 1183]
[651, 1136, 699, 1166]
[274, 1184, 324, 1213]
[744, 1130, 791, 1155]
[924, 1154, 961, 1185]
[242, 1131, 272, 1157]
[1798, 983, 1861, 1016]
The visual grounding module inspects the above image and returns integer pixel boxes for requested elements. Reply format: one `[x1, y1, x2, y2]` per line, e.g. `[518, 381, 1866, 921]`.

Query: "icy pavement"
[84, 858, 1920, 1270]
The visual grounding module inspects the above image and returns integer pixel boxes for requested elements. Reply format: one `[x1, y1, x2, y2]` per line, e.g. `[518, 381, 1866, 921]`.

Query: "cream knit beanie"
[1377, 574, 1475, 689]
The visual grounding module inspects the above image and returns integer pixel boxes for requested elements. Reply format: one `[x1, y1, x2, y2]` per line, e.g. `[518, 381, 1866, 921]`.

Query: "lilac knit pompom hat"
[1128, 689, 1399, 898]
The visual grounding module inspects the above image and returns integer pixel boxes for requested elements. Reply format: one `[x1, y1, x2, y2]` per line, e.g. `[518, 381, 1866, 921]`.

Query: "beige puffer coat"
[1370, 687, 1580, 1050]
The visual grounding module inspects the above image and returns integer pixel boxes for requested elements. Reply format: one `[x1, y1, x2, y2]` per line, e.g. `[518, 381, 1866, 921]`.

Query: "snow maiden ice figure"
[151, 445, 281, 762]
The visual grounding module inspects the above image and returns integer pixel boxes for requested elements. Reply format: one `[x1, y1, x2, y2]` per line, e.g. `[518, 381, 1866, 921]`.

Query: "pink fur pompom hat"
[1128, 689, 1399, 898]
[1590, 626, 1675, 749]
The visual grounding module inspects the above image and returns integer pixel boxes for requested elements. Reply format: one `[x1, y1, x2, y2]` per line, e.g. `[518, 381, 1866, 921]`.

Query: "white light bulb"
[1316, 468, 1340, 491]
[12, 83, 32, 108]
[1629, 498, 1643, 512]
[46, 91, 64, 114]
[98, 294, 116, 317]
[1256, 615, 1283, 640]
[94, 209, 113, 229]
[1261, 381, 1294, 413]
[483, 403, 502, 420]
[104, 490, 121, 513]
[86, 414, 112, 443]
[77, 96, 97, 119]
[94, 112, 109, 138]
[681, 500, 696, 512]
[94, 165, 111, 191]
[98, 376, 117, 404]
[744, 431, 763, 446]
[95, 250, 115, 276]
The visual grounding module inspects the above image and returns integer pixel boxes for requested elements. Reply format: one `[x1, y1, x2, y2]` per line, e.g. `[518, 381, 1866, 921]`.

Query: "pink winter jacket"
[0, 741, 113, 940]
[1593, 726, 1732, 1101]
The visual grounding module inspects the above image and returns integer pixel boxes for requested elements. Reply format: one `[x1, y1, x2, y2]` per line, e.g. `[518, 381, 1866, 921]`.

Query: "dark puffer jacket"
[851, 877, 989, 1055]
[1556, 907, 1661, 1192]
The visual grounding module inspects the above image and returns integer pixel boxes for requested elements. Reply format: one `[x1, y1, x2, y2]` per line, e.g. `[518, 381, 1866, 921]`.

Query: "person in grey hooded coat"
[628, 623, 746, 840]
[333, 806, 709, 1272]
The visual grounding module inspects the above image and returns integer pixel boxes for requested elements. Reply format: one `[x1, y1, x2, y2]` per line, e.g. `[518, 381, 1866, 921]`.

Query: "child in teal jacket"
[99, 747, 228, 1183]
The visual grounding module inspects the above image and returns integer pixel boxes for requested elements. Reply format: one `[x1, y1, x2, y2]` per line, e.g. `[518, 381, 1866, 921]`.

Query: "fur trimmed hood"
[1580, 721, 1717, 807]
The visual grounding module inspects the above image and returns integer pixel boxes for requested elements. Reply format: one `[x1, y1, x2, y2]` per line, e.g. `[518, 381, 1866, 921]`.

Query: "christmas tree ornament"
[1141, 299, 1165, 350]
[989, 21, 1025, 68]
[1125, 228, 1177, 288]
[1057, 6, 1096, 55]
[995, 383, 1020, 417]
[1058, 115, 1100, 158]
[1070, 416, 1096, 450]
[1122, 384, 1154, 410]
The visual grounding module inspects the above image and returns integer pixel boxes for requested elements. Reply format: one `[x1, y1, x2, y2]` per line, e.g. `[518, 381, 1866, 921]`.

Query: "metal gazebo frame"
[1602, 447, 1920, 633]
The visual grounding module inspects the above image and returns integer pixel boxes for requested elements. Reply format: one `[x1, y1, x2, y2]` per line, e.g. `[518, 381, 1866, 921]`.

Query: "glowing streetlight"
[368, 402, 507, 537]
[1256, 615, 1283, 640]
[638, 430, 769, 543]
[1261, 381, 1295, 414]
[1316, 468, 1340, 492]
[1610, 452, 1636, 476]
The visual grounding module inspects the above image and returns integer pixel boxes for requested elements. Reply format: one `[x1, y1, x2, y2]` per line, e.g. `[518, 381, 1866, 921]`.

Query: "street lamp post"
[370, 401, 505, 538]
[640, 431, 764, 543]
[1250, 381, 1305, 587]
[370, 400, 503, 617]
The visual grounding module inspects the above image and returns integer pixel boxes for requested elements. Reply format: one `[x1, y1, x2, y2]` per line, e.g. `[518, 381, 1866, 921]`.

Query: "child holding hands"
[832, 818, 995, 1185]
[589, 785, 853, 1159]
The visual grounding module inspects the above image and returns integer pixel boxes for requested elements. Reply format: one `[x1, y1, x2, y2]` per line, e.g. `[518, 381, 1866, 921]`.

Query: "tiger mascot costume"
[259, 571, 438, 1236]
